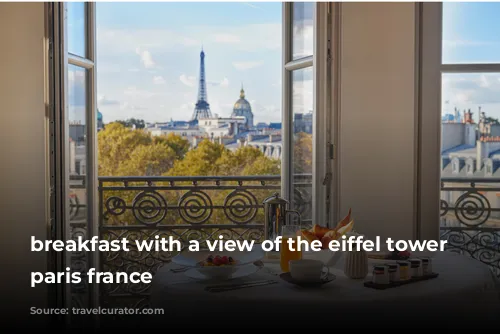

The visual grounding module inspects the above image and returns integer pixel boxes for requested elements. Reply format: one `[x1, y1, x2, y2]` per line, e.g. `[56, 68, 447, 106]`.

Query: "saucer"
[185, 263, 259, 281]
[279, 272, 336, 287]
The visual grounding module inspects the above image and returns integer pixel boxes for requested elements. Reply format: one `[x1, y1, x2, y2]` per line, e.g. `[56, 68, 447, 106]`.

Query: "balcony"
[68, 174, 312, 308]
[66, 175, 500, 309]
[440, 177, 500, 280]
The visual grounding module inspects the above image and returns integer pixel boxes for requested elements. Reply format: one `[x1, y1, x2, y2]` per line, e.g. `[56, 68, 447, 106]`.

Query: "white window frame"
[419, 2, 500, 240]
[48, 2, 98, 314]
[281, 2, 334, 227]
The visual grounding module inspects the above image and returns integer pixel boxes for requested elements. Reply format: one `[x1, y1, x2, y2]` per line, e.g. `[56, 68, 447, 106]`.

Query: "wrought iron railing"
[66, 175, 500, 308]
[97, 174, 312, 308]
[440, 177, 500, 279]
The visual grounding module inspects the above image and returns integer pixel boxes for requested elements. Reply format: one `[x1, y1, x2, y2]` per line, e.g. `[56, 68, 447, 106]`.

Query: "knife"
[205, 280, 278, 292]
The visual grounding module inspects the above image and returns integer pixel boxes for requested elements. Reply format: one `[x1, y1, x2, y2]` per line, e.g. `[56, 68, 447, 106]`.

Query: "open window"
[48, 2, 98, 314]
[281, 2, 334, 227]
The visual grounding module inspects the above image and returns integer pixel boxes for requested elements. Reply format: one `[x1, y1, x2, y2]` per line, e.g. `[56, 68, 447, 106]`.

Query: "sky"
[67, 2, 500, 126]
[442, 2, 500, 121]
[91, 2, 287, 124]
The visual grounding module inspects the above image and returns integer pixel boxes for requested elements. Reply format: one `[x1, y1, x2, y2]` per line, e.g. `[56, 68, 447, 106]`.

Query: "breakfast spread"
[298, 208, 355, 249]
[198, 254, 237, 267]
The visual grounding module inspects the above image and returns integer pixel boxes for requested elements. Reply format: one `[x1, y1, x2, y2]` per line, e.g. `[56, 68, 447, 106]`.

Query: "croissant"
[334, 208, 352, 231]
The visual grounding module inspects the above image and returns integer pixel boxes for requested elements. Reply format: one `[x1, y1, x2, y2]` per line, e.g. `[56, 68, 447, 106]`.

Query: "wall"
[441, 123, 465, 151]
[0, 2, 48, 324]
[338, 3, 422, 241]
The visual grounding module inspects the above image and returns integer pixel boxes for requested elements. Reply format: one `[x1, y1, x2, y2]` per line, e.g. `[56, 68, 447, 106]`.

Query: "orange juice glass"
[280, 225, 302, 272]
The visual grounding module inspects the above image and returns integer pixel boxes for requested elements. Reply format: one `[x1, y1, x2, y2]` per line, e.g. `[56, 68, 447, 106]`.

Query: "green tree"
[166, 139, 227, 176]
[116, 118, 146, 129]
[118, 142, 177, 176]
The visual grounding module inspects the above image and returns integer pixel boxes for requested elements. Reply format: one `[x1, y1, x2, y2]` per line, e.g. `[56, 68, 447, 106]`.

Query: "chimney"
[247, 134, 253, 142]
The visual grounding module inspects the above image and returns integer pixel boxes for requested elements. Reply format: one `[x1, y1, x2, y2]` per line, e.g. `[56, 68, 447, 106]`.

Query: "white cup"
[289, 259, 330, 283]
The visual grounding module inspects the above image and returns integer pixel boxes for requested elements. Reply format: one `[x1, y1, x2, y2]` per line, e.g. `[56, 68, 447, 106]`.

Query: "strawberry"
[221, 256, 229, 264]
[212, 257, 221, 265]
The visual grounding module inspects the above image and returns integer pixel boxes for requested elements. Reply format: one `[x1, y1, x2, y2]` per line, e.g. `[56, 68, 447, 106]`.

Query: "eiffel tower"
[191, 48, 212, 121]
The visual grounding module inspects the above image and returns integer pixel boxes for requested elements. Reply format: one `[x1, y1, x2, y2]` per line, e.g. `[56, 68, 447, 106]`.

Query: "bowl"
[171, 244, 265, 279]
[194, 264, 240, 279]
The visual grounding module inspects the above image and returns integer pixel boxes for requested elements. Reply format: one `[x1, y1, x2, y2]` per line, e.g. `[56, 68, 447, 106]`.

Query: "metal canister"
[262, 193, 301, 244]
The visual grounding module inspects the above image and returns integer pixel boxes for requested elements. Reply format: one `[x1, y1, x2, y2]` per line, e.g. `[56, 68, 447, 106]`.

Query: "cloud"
[442, 39, 496, 48]
[213, 33, 240, 44]
[153, 76, 166, 85]
[232, 61, 264, 71]
[442, 73, 500, 106]
[180, 74, 197, 87]
[97, 24, 281, 56]
[241, 2, 263, 10]
[208, 77, 229, 87]
[135, 47, 156, 68]
[98, 95, 120, 106]
[123, 86, 157, 99]
[120, 102, 148, 111]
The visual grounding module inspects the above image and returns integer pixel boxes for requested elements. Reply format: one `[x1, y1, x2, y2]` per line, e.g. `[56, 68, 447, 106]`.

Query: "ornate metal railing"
[440, 177, 500, 279]
[97, 174, 312, 308]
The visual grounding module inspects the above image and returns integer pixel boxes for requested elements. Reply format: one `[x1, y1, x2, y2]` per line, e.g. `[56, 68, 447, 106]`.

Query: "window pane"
[68, 65, 88, 225]
[292, 2, 313, 60]
[67, 2, 87, 57]
[443, 2, 500, 64]
[292, 67, 313, 223]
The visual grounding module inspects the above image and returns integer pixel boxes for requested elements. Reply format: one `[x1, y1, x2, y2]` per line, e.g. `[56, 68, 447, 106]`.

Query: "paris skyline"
[93, 2, 283, 125]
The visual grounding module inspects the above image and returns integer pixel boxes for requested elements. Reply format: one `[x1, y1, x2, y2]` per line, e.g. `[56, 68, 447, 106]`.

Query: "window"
[48, 2, 98, 311]
[282, 3, 332, 226]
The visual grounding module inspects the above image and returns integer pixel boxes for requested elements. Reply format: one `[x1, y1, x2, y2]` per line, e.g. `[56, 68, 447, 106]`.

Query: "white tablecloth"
[149, 251, 499, 328]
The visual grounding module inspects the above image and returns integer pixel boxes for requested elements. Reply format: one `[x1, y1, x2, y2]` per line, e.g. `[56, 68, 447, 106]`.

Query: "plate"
[184, 263, 260, 281]
[279, 272, 336, 287]
[171, 244, 265, 268]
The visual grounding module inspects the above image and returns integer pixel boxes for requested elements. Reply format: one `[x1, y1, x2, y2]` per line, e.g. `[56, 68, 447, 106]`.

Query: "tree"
[153, 132, 190, 161]
[98, 122, 189, 176]
[293, 132, 313, 174]
[98, 122, 151, 176]
[118, 142, 177, 176]
[166, 139, 227, 176]
[116, 118, 146, 129]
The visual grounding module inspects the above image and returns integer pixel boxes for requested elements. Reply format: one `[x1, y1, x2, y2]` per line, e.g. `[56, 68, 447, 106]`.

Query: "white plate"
[171, 244, 265, 267]
[184, 263, 260, 281]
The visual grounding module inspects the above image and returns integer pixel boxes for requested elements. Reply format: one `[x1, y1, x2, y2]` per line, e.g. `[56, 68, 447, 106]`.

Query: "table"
[149, 251, 499, 328]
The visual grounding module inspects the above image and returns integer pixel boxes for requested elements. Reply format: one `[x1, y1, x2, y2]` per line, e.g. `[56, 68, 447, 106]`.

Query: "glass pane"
[67, 65, 88, 297]
[443, 2, 500, 64]
[440, 73, 500, 275]
[292, 2, 313, 60]
[291, 67, 313, 224]
[67, 2, 87, 57]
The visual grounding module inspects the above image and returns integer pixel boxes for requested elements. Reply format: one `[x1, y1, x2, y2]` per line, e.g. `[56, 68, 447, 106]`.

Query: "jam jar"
[372, 265, 389, 284]
[409, 259, 423, 277]
[386, 263, 400, 282]
[420, 257, 432, 275]
[397, 261, 410, 280]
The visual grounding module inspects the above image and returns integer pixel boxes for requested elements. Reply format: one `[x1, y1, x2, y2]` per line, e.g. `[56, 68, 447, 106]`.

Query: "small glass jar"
[409, 259, 423, 277]
[372, 265, 389, 285]
[386, 263, 400, 282]
[420, 257, 432, 275]
[397, 261, 410, 280]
